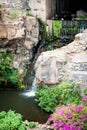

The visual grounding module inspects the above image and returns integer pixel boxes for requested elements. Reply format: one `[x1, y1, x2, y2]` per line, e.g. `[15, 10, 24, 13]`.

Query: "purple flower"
[48, 115, 52, 121]
[54, 121, 59, 129]
[46, 104, 87, 130]
[76, 106, 84, 112]
[66, 113, 72, 119]
[81, 115, 87, 121]
[62, 123, 80, 130]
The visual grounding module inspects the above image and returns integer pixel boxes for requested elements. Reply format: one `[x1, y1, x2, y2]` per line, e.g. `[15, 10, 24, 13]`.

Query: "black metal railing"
[61, 20, 87, 37]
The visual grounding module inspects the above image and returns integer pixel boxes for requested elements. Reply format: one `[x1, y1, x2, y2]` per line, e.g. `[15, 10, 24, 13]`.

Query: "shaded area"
[47, 0, 87, 20]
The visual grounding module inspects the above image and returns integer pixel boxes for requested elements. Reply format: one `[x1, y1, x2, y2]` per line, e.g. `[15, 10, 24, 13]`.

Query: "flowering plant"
[81, 96, 87, 106]
[46, 104, 87, 130]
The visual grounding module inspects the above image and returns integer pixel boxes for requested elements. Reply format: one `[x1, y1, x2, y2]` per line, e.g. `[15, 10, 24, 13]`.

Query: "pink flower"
[66, 113, 72, 119]
[76, 106, 84, 112]
[81, 115, 87, 121]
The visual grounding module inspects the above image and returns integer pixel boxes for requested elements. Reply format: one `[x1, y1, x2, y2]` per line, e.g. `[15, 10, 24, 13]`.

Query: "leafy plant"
[78, 16, 87, 20]
[0, 110, 26, 130]
[46, 104, 87, 130]
[0, 52, 23, 88]
[52, 20, 62, 37]
[35, 82, 81, 112]
[81, 96, 87, 106]
[83, 88, 87, 95]
[28, 121, 36, 129]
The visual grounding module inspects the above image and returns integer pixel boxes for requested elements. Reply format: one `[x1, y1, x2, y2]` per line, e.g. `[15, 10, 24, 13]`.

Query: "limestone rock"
[0, 8, 39, 81]
[34, 29, 87, 86]
[24, 16, 39, 50]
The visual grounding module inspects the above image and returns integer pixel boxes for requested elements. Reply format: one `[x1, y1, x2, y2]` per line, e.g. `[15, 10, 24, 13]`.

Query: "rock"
[76, 10, 87, 17]
[24, 16, 39, 50]
[0, 0, 28, 10]
[0, 8, 39, 85]
[34, 29, 87, 86]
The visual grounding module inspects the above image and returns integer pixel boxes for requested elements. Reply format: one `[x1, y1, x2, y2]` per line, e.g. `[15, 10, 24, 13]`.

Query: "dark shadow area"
[54, 0, 87, 20]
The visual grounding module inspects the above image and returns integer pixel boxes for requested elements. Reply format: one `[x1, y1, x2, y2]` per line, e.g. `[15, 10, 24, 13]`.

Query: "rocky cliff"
[0, 7, 39, 84]
[34, 30, 87, 87]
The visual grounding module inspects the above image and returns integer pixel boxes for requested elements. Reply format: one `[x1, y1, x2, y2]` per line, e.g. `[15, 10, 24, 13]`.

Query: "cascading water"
[22, 78, 37, 97]
[0, 21, 50, 123]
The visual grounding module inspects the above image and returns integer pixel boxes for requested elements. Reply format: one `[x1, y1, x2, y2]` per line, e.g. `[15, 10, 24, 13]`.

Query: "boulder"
[34, 29, 87, 86]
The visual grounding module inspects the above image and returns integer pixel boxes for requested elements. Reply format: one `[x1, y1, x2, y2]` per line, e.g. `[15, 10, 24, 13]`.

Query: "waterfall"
[22, 78, 37, 97]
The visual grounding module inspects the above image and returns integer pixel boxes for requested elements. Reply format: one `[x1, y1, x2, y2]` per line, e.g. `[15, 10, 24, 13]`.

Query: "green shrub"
[0, 110, 26, 130]
[52, 20, 62, 37]
[78, 16, 87, 20]
[35, 82, 81, 112]
[28, 121, 36, 129]
[0, 52, 23, 88]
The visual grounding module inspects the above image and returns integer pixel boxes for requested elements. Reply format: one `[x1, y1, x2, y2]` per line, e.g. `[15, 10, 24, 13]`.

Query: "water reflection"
[0, 89, 49, 123]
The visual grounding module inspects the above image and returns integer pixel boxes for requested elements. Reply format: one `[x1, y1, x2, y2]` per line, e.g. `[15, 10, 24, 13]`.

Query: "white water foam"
[22, 78, 37, 97]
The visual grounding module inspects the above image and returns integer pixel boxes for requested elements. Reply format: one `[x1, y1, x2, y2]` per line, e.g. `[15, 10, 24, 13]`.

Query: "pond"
[0, 88, 50, 124]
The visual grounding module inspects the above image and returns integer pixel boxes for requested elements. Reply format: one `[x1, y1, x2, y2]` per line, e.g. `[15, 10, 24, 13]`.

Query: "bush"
[28, 121, 36, 129]
[52, 20, 62, 37]
[35, 82, 81, 112]
[0, 110, 26, 130]
[0, 52, 23, 88]
[46, 104, 87, 130]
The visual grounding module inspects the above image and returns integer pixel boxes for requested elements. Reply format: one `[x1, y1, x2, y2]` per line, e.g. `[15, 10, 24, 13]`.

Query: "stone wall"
[46, 0, 56, 19]
[29, 0, 46, 22]
[29, 0, 56, 22]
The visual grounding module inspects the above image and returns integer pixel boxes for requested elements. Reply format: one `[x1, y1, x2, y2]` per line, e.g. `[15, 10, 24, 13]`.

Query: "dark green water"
[0, 89, 49, 124]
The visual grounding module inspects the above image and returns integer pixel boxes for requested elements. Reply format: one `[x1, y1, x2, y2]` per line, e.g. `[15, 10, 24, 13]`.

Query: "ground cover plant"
[28, 121, 36, 129]
[35, 82, 81, 112]
[0, 110, 26, 130]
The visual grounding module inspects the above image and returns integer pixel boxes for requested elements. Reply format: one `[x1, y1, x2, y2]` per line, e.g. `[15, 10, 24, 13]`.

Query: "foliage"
[78, 16, 87, 20]
[0, 52, 23, 88]
[0, 3, 2, 8]
[81, 96, 87, 106]
[10, 10, 19, 19]
[52, 20, 62, 37]
[46, 44, 54, 50]
[35, 82, 81, 112]
[28, 121, 36, 129]
[83, 88, 87, 95]
[0, 110, 26, 130]
[46, 104, 87, 130]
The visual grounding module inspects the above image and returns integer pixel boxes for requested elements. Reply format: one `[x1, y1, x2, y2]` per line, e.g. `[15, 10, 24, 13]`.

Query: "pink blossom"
[66, 113, 72, 119]
[81, 115, 87, 121]
[76, 106, 84, 112]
